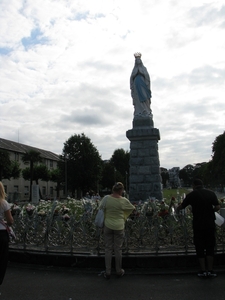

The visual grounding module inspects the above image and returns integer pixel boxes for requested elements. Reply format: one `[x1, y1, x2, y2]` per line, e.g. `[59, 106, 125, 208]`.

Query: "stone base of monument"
[126, 117, 163, 202]
[132, 117, 154, 128]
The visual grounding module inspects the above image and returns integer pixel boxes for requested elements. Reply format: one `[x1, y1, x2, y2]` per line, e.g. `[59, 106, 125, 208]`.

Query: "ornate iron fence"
[8, 199, 225, 256]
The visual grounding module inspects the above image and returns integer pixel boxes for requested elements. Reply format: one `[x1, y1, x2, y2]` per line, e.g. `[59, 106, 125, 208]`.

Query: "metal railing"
[8, 199, 225, 256]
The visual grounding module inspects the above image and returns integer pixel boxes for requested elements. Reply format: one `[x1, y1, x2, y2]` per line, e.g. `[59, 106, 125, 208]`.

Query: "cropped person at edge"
[177, 179, 220, 278]
[99, 182, 135, 279]
[0, 182, 14, 290]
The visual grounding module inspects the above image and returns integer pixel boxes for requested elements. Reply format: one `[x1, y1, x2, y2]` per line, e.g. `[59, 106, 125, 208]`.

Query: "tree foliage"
[161, 170, 169, 188]
[0, 150, 21, 181]
[179, 164, 194, 186]
[50, 167, 64, 197]
[211, 131, 225, 185]
[22, 164, 50, 184]
[178, 131, 225, 188]
[22, 150, 42, 201]
[61, 133, 102, 197]
[100, 162, 115, 192]
[109, 148, 130, 190]
[22, 164, 50, 199]
[195, 161, 214, 187]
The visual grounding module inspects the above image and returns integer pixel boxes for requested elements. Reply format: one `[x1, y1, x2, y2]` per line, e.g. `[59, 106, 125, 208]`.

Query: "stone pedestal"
[126, 117, 163, 202]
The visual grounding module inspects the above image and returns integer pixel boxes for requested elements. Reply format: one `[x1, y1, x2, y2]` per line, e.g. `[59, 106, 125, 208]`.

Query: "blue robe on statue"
[134, 74, 151, 103]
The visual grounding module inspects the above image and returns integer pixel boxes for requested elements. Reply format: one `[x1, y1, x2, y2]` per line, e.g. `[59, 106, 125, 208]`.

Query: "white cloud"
[0, 0, 224, 170]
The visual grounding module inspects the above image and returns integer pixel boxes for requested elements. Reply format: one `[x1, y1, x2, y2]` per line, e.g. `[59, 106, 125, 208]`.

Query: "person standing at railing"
[177, 179, 220, 278]
[100, 182, 135, 279]
[0, 182, 14, 291]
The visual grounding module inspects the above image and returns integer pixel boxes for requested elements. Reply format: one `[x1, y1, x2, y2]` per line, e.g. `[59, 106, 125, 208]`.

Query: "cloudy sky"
[0, 0, 224, 170]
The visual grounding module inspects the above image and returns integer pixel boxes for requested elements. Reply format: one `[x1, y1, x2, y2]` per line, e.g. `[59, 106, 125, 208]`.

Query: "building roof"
[0, 138, 59, 161]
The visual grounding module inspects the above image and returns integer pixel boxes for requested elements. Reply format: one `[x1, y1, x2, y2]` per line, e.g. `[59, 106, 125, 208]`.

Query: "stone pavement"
[0, 262, 225, 300]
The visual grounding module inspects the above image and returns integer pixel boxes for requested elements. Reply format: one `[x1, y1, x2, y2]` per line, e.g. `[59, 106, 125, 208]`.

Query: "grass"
[163, 188, 191, 203]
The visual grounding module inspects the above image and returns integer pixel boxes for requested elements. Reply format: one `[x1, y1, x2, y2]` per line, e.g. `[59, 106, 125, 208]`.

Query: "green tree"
[22, 150, 42, 201]
[22, 164, 50, 199]
[109, 149, 130, 191]
[61, 133, 102, 198]
[100, 162, 116, 193]
[50, 167, 64, 198]
[179, 164, 194, 186]
[0, 150, 21, 181]
[161, 169, 169, 188]
[196, 161, 213, 187]
[192, 162, 207, 182]
[211, 131, 225, 187]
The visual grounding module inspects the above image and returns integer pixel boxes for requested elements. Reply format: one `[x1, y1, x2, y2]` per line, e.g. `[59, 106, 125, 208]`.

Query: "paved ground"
[0, 262, 224, 300]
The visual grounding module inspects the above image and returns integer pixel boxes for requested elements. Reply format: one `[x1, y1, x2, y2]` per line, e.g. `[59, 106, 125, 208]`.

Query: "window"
[14, 152, 19, 161]
[24, 186, 29, 196]
[42, 186, 46, 196]
[50, 187, 53, 195]
[14, 185, 19, 192]
[50, 160, 53, 168]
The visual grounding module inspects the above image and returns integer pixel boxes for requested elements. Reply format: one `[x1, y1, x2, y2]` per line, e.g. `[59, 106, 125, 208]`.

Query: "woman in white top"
[0, 182, 13, 287]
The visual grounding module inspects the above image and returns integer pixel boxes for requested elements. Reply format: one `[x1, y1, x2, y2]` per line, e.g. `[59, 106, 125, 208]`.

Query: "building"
[0, 138, 62, 202]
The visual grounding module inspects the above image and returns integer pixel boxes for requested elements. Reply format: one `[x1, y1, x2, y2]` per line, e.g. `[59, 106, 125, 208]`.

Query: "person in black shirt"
[177, 179, 220, 277]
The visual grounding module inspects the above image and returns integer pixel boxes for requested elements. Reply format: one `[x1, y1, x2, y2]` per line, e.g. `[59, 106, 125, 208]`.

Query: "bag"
[95, 209, 105, 228]
[215, 212, 225, 227]
[94, 196, 108, 228]
[0, 220, 16, 242]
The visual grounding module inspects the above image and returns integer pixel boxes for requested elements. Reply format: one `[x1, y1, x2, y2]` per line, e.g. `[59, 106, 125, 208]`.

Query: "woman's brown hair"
[112, 182, 124, 193]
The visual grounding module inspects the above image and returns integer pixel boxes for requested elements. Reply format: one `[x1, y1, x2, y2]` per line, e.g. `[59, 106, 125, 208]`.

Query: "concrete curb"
[9, 249, 225, 275]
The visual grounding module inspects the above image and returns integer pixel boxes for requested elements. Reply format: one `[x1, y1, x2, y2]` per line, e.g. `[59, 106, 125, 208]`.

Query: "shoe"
[207, 271, 217, 278]
[197, 271, 207, 278]
[103, 272, 110, 280]
[117, 269, 125, 278]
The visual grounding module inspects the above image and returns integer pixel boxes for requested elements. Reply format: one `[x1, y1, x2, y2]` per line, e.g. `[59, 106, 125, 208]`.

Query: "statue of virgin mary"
[130, 53, 152, 118]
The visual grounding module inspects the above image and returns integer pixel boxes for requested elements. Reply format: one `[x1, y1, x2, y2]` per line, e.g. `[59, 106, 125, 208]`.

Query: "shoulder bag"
[95, 196, 108, 228]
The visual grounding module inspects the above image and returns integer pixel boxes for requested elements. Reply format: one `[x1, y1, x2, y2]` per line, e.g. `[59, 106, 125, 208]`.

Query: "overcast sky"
[0, 0, 224, 170]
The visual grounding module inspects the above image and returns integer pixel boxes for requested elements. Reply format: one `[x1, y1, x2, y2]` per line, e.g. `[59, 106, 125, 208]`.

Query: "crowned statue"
[130, 53, 152, 118]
